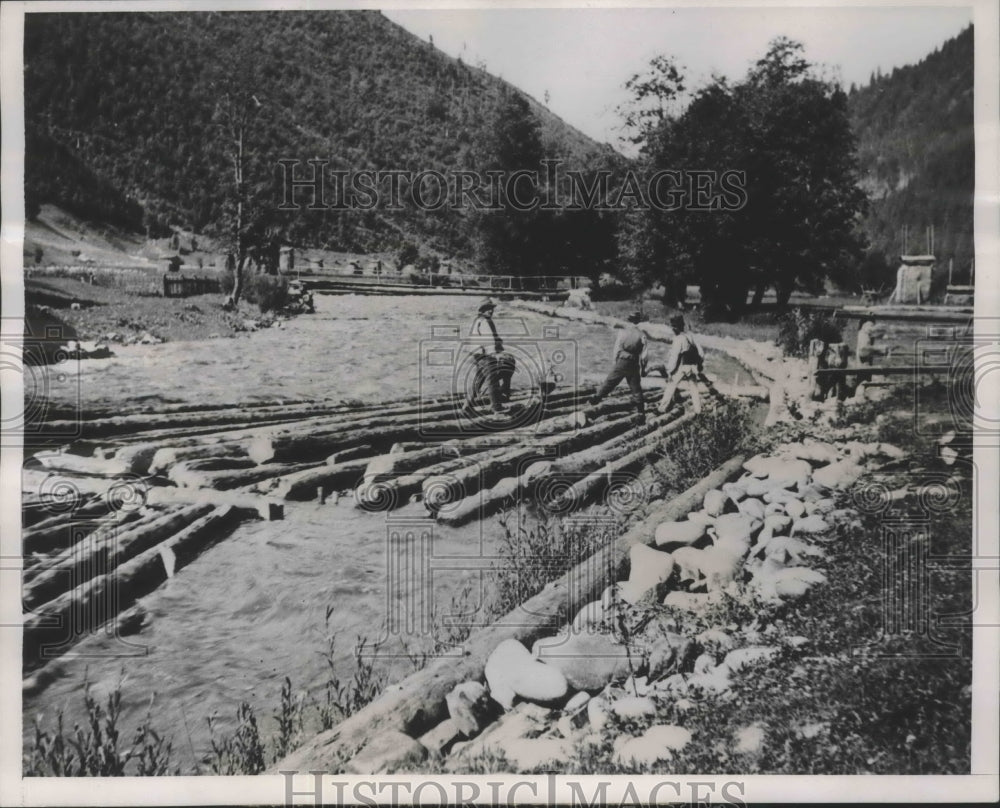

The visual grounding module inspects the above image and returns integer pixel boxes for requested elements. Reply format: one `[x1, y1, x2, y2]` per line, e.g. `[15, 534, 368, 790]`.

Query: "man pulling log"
[463, 299, 516, 416]
[589, 309, 648, 424]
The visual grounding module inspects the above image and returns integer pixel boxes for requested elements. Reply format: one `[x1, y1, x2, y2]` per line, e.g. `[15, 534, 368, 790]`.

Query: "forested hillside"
[847, 25, 973, 289]
[23, 10, 615, 264]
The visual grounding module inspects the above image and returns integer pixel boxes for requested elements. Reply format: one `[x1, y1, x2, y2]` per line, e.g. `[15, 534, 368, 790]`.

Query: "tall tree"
[623, 38, 867, 318]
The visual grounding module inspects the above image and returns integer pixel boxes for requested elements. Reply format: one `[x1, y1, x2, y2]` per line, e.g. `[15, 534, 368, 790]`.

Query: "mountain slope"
[23, 10, 615, 257]
[847, 25, 974, 287]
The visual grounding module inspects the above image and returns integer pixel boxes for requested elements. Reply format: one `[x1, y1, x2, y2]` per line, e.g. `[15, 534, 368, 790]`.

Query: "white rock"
[446, 681, 491, 737]
[564, 691, 591, 714]
[693, 652, 717, 675]
[712, 512, 761, 543]
[734, 723, 766, 754]
[662, 590, 723, 613]
[611, 695, 657, 719]
[792, 515, 829, 535]
[744, 477, 773, 498]
[696, 627, 734, 650]
[685, 509, 716, 528]
[783, 498, 806, 519]
[534, 631, 633, 692]
[722, 481, 748, 502]
[703, 488, 736, 517]
[502, 738, 573, 771]
[764, 513, 793, 535]
[620, 545, 674, 604]
[588, 696, 610, 732]
[812, 460, 864, 490]
[723, 646, 779, 674]
[738, 497, 765, 520]
[615, 725, 691, 766]
[686, 664, 732, 694]
[654, 520, 704, 547]
[765, 458, 812, 490]
[485, 639, 569, 709]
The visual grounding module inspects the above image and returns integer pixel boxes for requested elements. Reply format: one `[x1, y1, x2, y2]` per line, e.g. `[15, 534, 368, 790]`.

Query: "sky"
[383, 5, 973, 152]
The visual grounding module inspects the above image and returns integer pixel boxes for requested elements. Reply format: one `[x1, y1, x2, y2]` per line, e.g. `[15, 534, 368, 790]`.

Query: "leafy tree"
[623, 38, 867, 318]
[472, 89, 545, 277]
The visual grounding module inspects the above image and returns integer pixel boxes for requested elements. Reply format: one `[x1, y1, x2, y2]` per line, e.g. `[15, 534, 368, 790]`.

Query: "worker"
[656, 315, 704, 414]
[590, 310, 648, 423]
[464, 299, 508, 415]
[856, 319, 890, 365]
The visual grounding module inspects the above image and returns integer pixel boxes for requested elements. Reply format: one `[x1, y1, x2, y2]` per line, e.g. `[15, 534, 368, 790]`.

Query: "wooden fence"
[162, 274, 222, 298]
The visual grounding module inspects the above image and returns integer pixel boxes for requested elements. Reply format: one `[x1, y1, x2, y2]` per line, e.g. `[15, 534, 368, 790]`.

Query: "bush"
[776, 308, 844, 357]
[244, 273, 289, 313]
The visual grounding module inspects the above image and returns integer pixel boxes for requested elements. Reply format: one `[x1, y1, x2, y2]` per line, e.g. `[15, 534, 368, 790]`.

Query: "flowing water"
[23, 295, 751, 772]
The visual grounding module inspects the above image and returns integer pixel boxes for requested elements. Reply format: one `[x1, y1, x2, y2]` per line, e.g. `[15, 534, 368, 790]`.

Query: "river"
[23, 294, 750, 773]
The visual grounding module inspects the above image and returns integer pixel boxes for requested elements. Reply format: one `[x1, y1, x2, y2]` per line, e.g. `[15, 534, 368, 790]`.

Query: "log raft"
[23, 376, 721, 675]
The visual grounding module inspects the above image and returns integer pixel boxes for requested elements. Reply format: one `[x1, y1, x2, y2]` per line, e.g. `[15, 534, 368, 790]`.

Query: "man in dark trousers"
[464, 299, 511, 415]
[590, 310, 648, 423]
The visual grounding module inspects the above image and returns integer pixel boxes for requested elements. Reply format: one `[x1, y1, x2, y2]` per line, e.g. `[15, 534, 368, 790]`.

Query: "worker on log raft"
[464, 298, 514, 415]
[590, 310, 648, 424]
[653, 314, 705, 414]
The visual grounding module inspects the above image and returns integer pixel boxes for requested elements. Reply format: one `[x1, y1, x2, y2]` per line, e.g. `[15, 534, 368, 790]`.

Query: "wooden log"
[544, 411, 700, 515]
[165, 458, 322, 491]
[147, 442, 251, 475]
[23, 506, 243, 673]
[22, 505, 153, 560]
[421, 412, 646, 517]
[23, 504, 213, 610]
[270, 455, 747, 773]
[143, 485, 282, 520]
[438, 410, 695, 526]
[255, 456, 374, 501]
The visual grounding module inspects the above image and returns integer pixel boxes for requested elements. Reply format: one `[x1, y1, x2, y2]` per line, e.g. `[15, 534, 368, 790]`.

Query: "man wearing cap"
[465, 299, 509, 414]
[657, 314, 704, 414]
[589, 310, 648, 423]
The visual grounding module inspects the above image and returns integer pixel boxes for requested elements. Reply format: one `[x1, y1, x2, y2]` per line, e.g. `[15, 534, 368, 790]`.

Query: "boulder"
[485, 639, 569, 709]
[614, 725, 692, 767]
[783, 498, 806, 519]
[653, 519, 704, 547]
[738, 497, 765, 520]
[734, 723, 766, 755]
[763, 513, 793, 535]
[446, 681, 493, 737]
[619, 544, 674, 603]
[534, 631, 634, 692]
[571, 599, 607, 632]
[663, 590, 723, 614]
[721, 480, 749, 502]
[501, 737, 573, 771]
[587, 696, 610, 732]
[703, 489, 737, 517]
[611, 695, 657, 720]
[685, 509, 716, 528]
[764, 458, 812, 490]
[645, 632, 694, 679]
[812, 460, 864, 490]
[792, 514, 829, 535]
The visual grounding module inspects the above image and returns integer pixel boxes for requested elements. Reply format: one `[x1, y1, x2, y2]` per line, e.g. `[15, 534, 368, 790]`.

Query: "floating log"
[420, 411, 648, 517]
[22, 505, 152, 559]
[23, 504, 213, 611]
[23, 506, 243, 673]
[147, 442, 251, 475]
[255, 456, 374, 501]
[271, 454, 747, 774]
[143, 486, 283, 520]
[544, 411, 700, 515]
[164, 457, 321, 491]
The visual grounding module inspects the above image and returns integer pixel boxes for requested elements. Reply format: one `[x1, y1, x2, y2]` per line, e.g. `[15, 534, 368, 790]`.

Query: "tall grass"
[25, 673, 175, 776]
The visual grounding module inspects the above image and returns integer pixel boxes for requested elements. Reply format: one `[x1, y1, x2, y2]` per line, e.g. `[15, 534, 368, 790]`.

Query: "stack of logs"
[22, 381, 720, 673]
